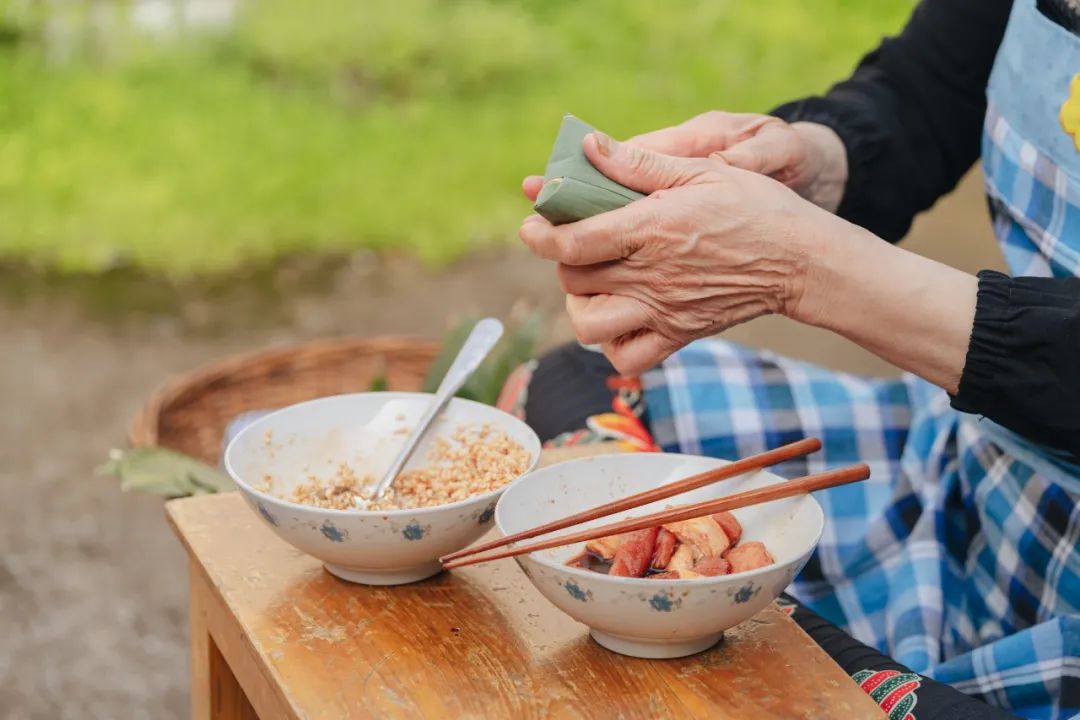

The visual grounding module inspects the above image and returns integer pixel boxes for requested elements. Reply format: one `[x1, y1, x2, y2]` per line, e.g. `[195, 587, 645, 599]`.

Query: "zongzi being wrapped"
[533, 114, 643, 225]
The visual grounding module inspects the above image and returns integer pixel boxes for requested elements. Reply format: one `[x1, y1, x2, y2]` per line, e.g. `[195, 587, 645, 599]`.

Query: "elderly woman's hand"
[519, 133, 858, 375]
[522, 112, 848, 213]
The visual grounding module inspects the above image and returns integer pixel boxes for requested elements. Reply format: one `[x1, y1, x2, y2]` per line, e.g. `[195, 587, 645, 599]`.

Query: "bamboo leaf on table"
[96, 447, 235, 497]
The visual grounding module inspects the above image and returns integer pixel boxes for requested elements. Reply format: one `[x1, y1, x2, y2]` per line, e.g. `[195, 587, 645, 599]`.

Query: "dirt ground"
[0, 172, 1004, 719]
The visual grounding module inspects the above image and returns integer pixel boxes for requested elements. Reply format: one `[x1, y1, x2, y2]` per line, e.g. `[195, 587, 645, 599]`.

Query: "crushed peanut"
[285, 424, 530, 511]
[257, 474, 274, 492]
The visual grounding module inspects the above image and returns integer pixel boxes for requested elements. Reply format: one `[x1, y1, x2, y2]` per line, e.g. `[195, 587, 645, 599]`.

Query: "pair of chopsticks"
[441, 437, 869, 570]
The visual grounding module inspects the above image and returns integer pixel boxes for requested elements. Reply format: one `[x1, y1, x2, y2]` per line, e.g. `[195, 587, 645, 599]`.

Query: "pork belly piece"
[691, 556, 731, 576]
[649, 537, 733, 579]
[724, 541, 775, 574]
[663, 516, 730, 561]
[651, 528, 678, 570]
[666, 543, 697, 574]
[656, 552, 699, 578]
[712, 511, 742, 544]
[651, 552, 730, 578]
[585, 533, 625, 560]
[609, 527, 661, 577]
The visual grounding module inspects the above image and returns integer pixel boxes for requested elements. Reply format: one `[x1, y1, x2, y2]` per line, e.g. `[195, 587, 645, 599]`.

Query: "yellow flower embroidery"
[1062, 73, 1080, 152]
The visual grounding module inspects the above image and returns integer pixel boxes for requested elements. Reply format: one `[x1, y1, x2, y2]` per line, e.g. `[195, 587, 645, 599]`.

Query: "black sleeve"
[952, 272, 1080, 461]
[770, 0, 1012, 241]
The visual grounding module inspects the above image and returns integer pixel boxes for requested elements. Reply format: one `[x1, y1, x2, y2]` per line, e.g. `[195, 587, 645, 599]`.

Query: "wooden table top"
[167, 447, 884, 720]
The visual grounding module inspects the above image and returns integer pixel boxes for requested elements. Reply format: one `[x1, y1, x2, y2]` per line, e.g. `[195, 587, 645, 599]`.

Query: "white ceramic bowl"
[496, 453, 823, 659]
[224, 392, 540, 586]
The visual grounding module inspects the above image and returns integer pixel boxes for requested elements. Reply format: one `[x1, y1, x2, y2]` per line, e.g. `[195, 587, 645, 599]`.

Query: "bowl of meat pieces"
[496, 452, 823, 658]
[224, 392, 540, 585]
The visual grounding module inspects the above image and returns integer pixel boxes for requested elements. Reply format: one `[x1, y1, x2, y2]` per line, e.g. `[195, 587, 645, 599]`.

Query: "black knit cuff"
[952, 270, 1011, 415]
[770, 96, 898, 239]
[952, 271, 1080, 461]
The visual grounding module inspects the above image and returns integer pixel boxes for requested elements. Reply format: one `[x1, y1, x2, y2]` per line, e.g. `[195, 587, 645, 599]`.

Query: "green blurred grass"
[0, 0, 914, 275]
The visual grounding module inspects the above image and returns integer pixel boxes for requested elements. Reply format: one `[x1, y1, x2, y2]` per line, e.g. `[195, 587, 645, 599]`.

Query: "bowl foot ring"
[589, 629, 724, 659]
[323, 560, 443, 586]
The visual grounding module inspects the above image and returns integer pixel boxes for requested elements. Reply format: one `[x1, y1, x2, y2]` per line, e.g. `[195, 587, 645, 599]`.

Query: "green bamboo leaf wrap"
[533, 114, 643, 225]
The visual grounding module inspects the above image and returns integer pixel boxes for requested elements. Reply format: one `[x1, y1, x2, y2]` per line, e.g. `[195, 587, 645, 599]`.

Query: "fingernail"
[592, 132, 618, 158]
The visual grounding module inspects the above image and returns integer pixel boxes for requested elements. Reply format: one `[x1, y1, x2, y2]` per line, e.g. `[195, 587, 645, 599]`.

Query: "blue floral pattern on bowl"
[255, 501, 278, 527]
[319, 521, 347, 543]
[648, 591, 685, 612]
[477, 503, 496, 525]
[564, 580, 593, 602]
[650, 593, 674, 612]
[732, 582, 761, 604]
[402, 522, 426, 541]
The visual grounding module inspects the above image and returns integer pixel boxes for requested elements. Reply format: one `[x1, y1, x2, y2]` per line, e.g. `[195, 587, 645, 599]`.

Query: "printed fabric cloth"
[502, 1, 1080, 717]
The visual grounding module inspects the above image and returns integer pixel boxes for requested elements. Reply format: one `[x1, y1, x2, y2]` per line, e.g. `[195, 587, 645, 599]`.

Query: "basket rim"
[128, 334, 439, 451]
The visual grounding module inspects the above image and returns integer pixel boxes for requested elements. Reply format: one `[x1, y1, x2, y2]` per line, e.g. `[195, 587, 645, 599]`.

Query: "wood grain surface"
[167, 446, 885, 720]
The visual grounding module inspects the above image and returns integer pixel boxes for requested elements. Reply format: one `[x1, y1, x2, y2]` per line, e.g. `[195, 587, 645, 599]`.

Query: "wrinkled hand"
[520, 133, 849, 375]
[523, 112, 847, 213]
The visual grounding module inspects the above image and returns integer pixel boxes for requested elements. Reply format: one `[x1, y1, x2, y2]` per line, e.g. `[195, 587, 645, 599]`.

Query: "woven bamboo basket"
[128, 336, 439, 465]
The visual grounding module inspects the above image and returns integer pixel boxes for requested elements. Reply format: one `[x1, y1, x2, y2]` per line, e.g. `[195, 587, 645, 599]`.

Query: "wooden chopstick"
[440, 437, 821, 564]
[441, 463, 869, 570]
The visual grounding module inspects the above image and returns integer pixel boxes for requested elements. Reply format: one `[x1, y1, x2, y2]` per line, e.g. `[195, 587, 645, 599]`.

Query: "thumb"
[712, 122, 800, 177]
[583, 132, 713, 195]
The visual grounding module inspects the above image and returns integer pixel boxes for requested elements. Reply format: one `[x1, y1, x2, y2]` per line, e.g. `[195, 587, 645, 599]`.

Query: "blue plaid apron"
[642, 2, 1080, 717]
